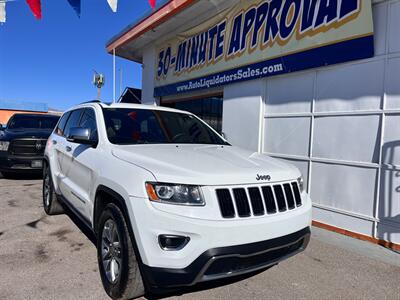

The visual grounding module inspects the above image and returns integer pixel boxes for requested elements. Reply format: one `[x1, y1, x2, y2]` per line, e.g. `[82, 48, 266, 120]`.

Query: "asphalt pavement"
[0, 173, 399, 300]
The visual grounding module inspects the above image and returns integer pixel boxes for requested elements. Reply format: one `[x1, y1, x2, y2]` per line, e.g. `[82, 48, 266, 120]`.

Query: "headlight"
[0, 141, 9, 151]
[297, 176, 305, 192]
[146, 183, 205, 206]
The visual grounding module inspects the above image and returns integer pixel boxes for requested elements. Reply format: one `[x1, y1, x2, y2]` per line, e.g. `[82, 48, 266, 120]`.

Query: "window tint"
[103, 108, 229, 146]
[56, 111, 71, 136]
[64, 109, 83, 138]
[79, 108, 98, 141]
[40, 117, 59, 129]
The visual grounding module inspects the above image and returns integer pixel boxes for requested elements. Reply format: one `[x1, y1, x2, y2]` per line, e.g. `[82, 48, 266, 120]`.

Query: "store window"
[162, 95, 223, 133]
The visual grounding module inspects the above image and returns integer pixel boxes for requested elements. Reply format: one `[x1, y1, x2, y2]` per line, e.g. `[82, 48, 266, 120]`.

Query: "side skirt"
[58, 194, 94, 233]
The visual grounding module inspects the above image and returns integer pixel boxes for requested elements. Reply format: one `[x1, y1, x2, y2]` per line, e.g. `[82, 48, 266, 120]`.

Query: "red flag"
[149, 0, 156, 9]
[26, 0, 42, 19]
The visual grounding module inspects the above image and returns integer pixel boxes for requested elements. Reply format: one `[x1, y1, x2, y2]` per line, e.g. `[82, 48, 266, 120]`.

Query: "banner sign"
[154, 0, 374, 97]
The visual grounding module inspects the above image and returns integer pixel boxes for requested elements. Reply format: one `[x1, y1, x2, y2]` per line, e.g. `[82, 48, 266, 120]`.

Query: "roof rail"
[80, 100, 103, 105]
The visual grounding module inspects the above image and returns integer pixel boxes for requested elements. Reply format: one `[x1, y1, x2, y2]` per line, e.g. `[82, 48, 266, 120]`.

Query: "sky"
[0, 0, 156, 110]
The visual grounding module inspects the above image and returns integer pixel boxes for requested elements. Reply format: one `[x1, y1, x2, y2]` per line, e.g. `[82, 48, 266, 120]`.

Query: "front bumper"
[0, 154, 44, 172]
[128, 190, 312, 279]
[142, 227, 310, 288]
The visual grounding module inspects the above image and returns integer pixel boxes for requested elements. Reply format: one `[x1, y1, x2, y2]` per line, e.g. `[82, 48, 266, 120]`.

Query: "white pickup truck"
[43, 101, 312, 299]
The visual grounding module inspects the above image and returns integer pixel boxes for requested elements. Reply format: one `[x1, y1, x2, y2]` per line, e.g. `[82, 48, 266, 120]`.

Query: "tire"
[42, 163, 64, 215]
[97, 203, 145, 300]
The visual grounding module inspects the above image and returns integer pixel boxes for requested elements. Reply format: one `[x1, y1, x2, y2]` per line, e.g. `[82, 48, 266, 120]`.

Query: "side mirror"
[67, 127, 97, 145]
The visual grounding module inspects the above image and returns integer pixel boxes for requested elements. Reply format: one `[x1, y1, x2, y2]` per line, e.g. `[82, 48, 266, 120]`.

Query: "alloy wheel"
[43, 171, 51, 207]
[101, 219, 122, 284]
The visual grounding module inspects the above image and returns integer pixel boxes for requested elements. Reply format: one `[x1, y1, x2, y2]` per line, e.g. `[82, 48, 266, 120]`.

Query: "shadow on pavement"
[0, 171, 43, 180]
[63, 205, 97, 245]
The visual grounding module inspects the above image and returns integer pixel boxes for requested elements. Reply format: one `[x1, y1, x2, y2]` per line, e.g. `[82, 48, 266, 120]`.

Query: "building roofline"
[106, 0, 197, 53]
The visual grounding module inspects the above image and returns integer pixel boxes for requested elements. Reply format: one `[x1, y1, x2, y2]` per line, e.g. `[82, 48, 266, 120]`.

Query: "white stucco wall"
[222, 80, 264, 152]
[256, 0, 400, 244]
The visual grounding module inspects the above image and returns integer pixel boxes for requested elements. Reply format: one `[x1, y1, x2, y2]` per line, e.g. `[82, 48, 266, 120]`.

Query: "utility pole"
[119, 67, 123, 97]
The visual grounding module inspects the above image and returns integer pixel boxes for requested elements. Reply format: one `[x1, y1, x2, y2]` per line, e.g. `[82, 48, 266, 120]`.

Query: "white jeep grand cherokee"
[43, 102, 312, 299]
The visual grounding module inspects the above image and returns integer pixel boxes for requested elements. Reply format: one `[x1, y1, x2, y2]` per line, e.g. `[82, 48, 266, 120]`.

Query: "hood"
[112, 144, 300, 186]
[0, 129, 52, 141]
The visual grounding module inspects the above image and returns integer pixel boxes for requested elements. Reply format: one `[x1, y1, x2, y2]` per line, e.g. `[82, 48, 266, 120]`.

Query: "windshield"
[8, 115, 60, 130]
[103, 108, 229, 145]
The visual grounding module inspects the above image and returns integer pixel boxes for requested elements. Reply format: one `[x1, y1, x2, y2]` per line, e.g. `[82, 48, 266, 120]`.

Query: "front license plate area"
[31, 160, 43, 168]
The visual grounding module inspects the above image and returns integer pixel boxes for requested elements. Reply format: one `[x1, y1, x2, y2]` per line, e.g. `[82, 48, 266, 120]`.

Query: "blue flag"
[67, 0, 81, 17]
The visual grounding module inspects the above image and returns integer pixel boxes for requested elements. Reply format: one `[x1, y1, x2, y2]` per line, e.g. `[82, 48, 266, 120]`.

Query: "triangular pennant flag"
[26, 0, 42, 19]
[149, 0, 156, 9]
[107, 0, 117, 12]
[67, 0, 81, 17]
[0, 2, 6, 23]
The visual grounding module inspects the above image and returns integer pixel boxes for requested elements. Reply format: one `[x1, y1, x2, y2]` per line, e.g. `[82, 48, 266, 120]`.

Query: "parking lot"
[0, 174, 399, 300]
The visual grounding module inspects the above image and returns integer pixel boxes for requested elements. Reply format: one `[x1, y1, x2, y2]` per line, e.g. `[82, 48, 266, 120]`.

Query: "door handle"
[66, 146, 72, 152]
[52, 140, 57, 145]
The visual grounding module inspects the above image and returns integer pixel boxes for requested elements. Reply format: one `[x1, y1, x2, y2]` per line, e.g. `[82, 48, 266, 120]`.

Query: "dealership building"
[107, 0, 400, 250]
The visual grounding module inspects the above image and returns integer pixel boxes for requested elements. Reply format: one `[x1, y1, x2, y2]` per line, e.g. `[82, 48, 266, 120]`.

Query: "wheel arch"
[43, 155, 59, 192]
[94, 185, 130, 235]
[43, 155, 50, 172]
[94, 185, 149, 287]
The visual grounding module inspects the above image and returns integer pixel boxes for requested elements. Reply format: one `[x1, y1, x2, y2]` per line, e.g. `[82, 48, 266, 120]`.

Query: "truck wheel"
[97, 203, 145, 300]
[43, 164, 64, 215]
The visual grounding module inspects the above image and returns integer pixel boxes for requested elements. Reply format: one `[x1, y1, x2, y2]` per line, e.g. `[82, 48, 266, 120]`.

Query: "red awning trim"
[106, 0, 197, 53]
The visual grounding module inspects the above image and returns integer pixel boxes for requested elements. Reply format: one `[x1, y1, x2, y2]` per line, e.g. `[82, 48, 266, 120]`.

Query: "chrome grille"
[216, 182, 302, 219]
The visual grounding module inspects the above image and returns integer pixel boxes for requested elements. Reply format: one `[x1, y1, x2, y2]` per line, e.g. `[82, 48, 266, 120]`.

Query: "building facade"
[108, 0, 400, 249]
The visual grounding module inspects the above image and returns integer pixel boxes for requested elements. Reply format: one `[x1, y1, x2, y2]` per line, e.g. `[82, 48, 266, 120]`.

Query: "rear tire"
[97, 203, 145, 300]
[43, 163, 64, 215]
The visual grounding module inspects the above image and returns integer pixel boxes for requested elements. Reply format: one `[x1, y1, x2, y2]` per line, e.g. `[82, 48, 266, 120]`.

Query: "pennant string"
[107, 0, 117, 13]
[0, 2, 6, 23]
[26, 0, 42, 20]
[149, 0, 156, 9]
[67, 0, 81, 18]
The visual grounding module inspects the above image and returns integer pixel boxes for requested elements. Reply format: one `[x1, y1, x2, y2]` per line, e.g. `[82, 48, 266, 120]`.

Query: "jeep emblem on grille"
[256, 174, 271, 181]
[35, 141, 42, 151]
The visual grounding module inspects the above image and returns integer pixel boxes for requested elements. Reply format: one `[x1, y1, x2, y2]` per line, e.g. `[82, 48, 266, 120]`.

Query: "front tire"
[97, 203, 145, 300]
[43, 163, 64, 215]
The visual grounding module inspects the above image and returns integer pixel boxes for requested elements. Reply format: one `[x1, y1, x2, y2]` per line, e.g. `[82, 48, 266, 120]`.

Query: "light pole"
[93, 70, 105, 100]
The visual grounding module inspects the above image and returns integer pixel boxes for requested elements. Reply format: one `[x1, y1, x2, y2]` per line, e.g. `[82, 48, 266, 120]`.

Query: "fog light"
[158, 235, 190, 251]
